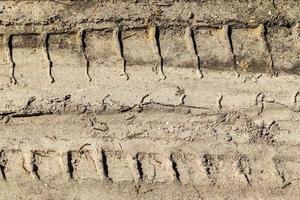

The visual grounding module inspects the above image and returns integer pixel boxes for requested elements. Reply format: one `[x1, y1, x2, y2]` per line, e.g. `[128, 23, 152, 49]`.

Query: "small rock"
[175, 87, 185, 97]
[64, 95, 71, 101]
[178, 130, 191, 140]
[168, 126, 175, 134]
[50, 105, 57, 112]
[225, 134, 232, 142]
[27, 96, 36, 106]
[94, 122, 109, 132]
[188, 12, 194, 19]
[132, 105, 143, 113]
[3, 116, 10, 124]
[77, 104, 87, 114]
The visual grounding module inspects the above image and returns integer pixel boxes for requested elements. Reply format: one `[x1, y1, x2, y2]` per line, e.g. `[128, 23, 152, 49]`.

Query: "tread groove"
[78, 29, 92, 82]
[170, 154, 181, 182]
[67, 151, 74, 180]
[4, 34, 16, 84]
[41, 32, 55, 83]
[136, 153, 144, 181]
[185, 26, 203, 78]
[113, 27, 129, 80]
[149, 26, 166, 80]
[101, 149, 110, 180]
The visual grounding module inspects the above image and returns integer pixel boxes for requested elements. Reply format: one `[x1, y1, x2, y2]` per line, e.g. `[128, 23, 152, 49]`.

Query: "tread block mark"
[232, 26, 272, 73]
[201, 153, 219, 185]
[215, 154, 251, 187]
[184, 27, 203, 78]
[68, 150, 99, 181]
[268, 24, 300, 74]
[137, 153, 169, 183]
[12, 34, 47, 86]
[33, 151, 64, 182]
[160, 28, 196, 69]
[134, 152, 253, 185]
[48, 33, 88, 84]
[85, 30, 123, 79]
[250, 155, 283, 188]
[273, 155, 300, 187]
[106, 151, 134, 182]
[172, 153, 211, 185]
[3, 150, 32, 182]
[148, 26, 165, 79]
[195, 27, 234, 70]
[123, 28, 157, 66]
[85, 30, 117, 67]
[0, 35, 11, 85]
[235, 155, 252, 186]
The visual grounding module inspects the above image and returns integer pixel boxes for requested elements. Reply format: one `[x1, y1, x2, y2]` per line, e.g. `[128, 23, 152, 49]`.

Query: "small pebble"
[226, 134, 233, 142]
[188, 12, 194, 19]
[94, 122, 109, 132]
[77, 104, 87, 114]
[3, 116, 10, 124]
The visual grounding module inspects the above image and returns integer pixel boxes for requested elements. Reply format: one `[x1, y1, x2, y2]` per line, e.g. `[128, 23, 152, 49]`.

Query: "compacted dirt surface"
[0, 0, 300, 199]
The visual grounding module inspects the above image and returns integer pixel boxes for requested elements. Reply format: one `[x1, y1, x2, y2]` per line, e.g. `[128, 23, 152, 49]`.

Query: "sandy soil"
[0, 0, 299, 199]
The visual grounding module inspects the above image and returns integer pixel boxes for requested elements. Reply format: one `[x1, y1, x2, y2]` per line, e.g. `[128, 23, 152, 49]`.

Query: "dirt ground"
[0, 0, 299, 199]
